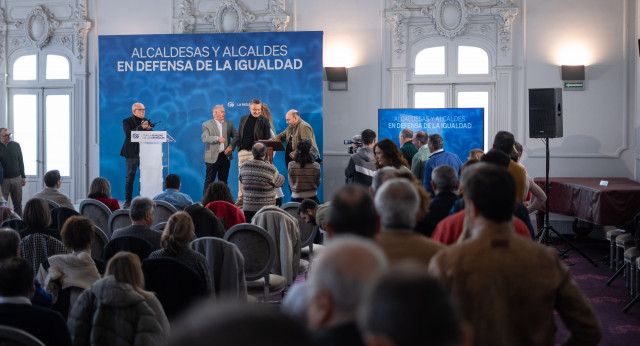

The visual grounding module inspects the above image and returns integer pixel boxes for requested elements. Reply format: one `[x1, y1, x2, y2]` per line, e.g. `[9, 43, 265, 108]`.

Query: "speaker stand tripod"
[535, 137, 597, 267]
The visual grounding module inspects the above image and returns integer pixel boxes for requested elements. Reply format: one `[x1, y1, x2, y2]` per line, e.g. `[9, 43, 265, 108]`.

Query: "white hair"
[374, 178, 419, 229]
[307, 236, 388, 321]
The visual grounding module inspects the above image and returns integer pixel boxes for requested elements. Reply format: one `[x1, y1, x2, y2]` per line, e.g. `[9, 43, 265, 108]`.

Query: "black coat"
[120, 115, 146, 158]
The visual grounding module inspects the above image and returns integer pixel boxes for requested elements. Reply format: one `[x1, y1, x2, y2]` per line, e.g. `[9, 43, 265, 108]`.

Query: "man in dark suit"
[234, 99, 271, 207]
[111, 197, 161, 249]
[0, 257, 72, 346]
[416, 164, 459, 237]
[202, 105, 237, 191]
[120, 102, 153, 208]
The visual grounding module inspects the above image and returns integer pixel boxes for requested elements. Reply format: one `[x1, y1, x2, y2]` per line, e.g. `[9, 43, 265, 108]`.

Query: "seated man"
[428, 164, 602, 346]
[153, 174, 193, 210]
[374, 178, 443, 267]
[111, 197, 161, 249]
[32, 169, 74, 208]
[416, 165, 459, 237]
[307, 236, 388, 346]
[359, 265, 470, 346]
[0, 257, 72, 346]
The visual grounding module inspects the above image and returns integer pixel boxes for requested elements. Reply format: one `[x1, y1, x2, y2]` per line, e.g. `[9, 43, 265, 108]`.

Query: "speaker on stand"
[528, 88, 597, 266]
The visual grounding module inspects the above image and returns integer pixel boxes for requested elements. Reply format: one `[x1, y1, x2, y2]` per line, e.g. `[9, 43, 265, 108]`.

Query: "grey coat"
[67, 275, 164, 346]
[201, 118, 237, 163]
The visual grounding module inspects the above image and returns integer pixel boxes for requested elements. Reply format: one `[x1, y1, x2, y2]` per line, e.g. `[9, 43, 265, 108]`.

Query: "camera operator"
[344, 129, 377, 187]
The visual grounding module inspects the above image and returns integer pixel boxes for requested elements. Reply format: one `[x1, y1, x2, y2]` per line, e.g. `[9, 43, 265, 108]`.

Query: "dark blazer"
[236, 114, 271, 150]
[0, 303, 72, 346]
[120, 115, 151, 158]
[415, 191, 458, 237]
[111, 224, 162, 249]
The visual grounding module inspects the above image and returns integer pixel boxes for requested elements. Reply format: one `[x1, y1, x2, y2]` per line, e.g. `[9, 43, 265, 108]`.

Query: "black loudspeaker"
[529, 88, 563, 138]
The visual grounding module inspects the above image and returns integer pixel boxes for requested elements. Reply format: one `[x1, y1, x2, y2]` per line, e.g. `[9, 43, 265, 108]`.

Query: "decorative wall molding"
[1, 1, 93, 63]
[172, 0, 291, 33]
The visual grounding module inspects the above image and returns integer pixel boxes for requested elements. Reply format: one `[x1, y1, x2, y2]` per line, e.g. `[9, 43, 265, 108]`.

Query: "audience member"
[467, 148, 484, 161]
[0, 257, 72, 346]
[202, 181, 235, 206]
[0, 227, 52, 308]
[513, 141, 547, 213]
[153, 174, 193, 210]
[148, 211, 212, 293]
[374, 178, 443, 267]
[326, 184, 378, 239]
[32, 169, 74, 208]
[307, 236, 388, 346]
[288, 140, 321, 203]
[68, 251, 167, 344]
[418, 165, 459, 237]
[398, 128, 417, 166]
[36, 216, 101, 309]
[298, 198, 331, 232]
[410, 130, 430, 179]
[111, 196, 161, 248]
[345, 129, 377, 187]
[87, 177, 120, 212]
[373, 138, 410, 172]
[422, 134, 463, 194]
[183, 203, 226, 238]
[493, 130, 527, 203]
[167, 303, 312, 346]
[428, 165, 602, 346]
[238, 142, 285, 222]
[20, 198, 61, 240]
[359, 264, 469, 346]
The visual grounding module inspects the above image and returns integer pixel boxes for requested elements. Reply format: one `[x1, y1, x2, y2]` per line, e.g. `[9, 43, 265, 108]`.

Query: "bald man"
[272, 109, 319, 166]
[120, 102, 152, 208]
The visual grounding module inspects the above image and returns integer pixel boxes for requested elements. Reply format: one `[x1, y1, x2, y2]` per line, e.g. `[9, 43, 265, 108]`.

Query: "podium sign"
[131, 131, 166, 198]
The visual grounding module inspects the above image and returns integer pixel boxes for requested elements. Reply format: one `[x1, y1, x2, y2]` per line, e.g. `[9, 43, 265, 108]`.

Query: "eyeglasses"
[135, 108, 146, 111]
[1, 133, 11, 138]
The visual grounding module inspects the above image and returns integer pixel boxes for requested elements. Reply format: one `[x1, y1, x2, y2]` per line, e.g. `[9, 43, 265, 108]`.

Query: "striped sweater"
[287, 161, 321, 198]
[239, 159, 285, 211]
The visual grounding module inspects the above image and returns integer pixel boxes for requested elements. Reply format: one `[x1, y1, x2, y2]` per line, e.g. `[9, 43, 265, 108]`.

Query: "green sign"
[564, 81, 584, 90]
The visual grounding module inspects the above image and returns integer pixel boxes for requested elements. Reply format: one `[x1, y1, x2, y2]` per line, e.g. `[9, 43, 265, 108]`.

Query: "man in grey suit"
[202, 105, 237, 191]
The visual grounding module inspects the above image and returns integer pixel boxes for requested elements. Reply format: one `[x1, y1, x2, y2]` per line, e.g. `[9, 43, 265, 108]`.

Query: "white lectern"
[131, 131, 173, 198]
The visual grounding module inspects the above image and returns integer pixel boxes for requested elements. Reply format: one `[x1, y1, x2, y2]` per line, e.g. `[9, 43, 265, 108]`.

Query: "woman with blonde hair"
[87, 177, 120, 211]
[148, 211, 212, 293]
[68, 251, 169, 344]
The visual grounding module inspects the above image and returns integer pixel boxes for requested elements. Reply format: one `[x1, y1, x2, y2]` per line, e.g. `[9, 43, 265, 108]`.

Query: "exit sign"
[563, 81, 584, 90]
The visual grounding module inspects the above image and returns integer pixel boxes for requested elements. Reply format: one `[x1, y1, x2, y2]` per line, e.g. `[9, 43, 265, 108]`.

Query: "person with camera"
[120, 102, 153, 209]
[344, 129, 376, 187]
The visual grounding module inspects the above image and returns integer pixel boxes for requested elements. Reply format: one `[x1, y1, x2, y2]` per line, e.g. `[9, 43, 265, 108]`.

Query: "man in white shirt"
[202, 105, 237, 192]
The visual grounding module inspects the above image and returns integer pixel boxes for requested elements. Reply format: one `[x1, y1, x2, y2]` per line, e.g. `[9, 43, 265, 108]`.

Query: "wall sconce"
[561, 65, 585, 91]
[324, 67, 348, 91]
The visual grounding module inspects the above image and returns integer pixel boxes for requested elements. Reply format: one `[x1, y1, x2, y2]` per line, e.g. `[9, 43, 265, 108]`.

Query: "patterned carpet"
[550, 236, 640, 345]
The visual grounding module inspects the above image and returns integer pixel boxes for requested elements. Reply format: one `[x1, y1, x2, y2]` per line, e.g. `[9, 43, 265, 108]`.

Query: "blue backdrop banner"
[378, 108, 484, 162]
[99, 32, 323, 203]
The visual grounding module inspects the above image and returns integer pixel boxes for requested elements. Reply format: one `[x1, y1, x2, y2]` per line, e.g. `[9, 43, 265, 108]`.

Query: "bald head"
[285, 109, 300, 127]
[252, 142, 267, 160]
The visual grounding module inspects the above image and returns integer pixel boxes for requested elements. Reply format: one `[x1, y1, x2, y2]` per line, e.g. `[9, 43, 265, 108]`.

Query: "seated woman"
[288, 140, 321, 203]
[202, 181, 235, 206]
[68, 251, 168, 343]
[148, 211, 212, 293]
[36, 216, 102, 317]
[20, 198, 61, 240]
[87, 177, 120, 212]
[373, 138, 411, 172]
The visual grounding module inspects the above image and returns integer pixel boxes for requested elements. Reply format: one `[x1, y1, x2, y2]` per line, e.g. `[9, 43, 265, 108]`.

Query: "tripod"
[535, 137, 597, 267]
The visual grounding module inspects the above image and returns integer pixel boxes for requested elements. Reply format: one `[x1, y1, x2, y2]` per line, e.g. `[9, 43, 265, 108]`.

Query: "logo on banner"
[132, 133, 139, 139]
[227, 102, 235, 108]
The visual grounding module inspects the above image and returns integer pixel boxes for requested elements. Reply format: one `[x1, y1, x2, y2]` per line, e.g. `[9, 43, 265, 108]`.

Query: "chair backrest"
[281, 202, 318, 249]
[251, 207, 301, 285]
[142, 257, 208, 321]
[205, 201, 245, 230]
[0, 219, 26, 231]
[190, 237, 247, 300]
[184, 204, 226, 238]
[153, 200, 177, 226]
[151, 222, 167, 231]
[43, 199, 60, 211]
[102, 236, 155, 262]
[224, 223, 275, 282]
[79, 199, 111, 236]
[50, 207, 80, 231]
[107, 209, 132, 237]
[0, 326, 45, 346]
[20, 233, 69, 276]
[91, 226, 109, 259]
